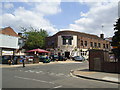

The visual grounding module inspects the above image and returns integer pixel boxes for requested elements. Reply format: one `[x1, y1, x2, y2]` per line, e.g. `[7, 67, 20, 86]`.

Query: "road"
[2, 61, 119, 89]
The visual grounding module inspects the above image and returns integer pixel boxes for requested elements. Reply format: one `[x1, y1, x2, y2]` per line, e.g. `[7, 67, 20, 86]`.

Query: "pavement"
[0, 60, 81, 68]
[71, 68, 120, 84]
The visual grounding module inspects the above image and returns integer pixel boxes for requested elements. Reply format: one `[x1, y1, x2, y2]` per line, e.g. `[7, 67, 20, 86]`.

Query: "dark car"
[58, 56, 67, 61]
[39, 55, 50, 63]
[50, 55, 58, 61]
[39, 56, 46, 62]
[50, 55, 67, 61]
[72, 56, 85, 61]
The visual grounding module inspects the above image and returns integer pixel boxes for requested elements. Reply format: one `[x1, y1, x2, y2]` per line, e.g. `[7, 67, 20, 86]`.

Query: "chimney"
[100, 34, 104, 39]
[18, 33, 22, 37]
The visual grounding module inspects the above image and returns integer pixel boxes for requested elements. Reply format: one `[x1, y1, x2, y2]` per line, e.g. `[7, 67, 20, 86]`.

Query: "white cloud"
[1, 2, 61, 35]
[69, 2, 118, 37]
[34, 2, 61, 15]
[3, 3, 14, 9]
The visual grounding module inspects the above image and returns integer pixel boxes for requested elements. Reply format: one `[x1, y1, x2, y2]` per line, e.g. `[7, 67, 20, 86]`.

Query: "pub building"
[45, 30, 110, 59]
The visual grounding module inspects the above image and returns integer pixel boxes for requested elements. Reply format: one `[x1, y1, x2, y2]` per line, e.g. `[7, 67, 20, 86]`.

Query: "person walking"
[22, 56, 26, 67]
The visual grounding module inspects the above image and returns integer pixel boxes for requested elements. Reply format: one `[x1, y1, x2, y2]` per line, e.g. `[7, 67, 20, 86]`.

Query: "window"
[62, 36, 73, 45]
[103, 44, 105, 48]
[94, 42, 97, 48]
[106, 44, 109, 49]
[90, 42, 93, 47]
[85, 41, 87, 46]
[63, 39, 66, 45]
[68, 39, 72, 45]
[98, 43, 101, 48]
[81, 40, 83, 46]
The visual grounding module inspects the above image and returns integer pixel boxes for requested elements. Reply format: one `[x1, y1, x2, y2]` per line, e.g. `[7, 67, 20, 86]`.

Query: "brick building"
[0, 27, 26, 64]
[45, 30, 110, 59]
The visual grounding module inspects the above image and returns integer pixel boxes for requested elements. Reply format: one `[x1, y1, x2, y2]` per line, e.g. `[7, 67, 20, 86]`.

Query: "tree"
[111, 18, 120, 60]
[111, 18, 120, 47]
[21, 27, 48, 50]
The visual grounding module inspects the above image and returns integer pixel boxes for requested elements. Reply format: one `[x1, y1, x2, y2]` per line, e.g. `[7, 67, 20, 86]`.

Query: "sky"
[0, 0, 119, 38]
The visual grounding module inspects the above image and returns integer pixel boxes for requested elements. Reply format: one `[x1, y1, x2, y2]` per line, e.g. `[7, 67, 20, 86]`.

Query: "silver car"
[73, 56, 85, 61]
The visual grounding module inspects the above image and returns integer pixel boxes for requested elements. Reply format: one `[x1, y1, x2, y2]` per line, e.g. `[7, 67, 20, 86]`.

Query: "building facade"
[0, 27, 26, 64]
[0, 27, 20, 56]
[45, 30, 110, 59]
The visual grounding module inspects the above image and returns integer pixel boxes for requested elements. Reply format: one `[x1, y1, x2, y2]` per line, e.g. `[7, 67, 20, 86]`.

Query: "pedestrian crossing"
[19, 69, 71, 78]
[19, 70, 71, 77]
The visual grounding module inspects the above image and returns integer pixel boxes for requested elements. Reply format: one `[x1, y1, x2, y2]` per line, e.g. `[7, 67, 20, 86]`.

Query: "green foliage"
[111, 18, 120, 59]
[111, 18, 120, 47]
[21, 27, 48, 50]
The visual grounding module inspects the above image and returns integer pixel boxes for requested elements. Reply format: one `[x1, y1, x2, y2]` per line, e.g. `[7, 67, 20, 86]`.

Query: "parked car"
[39, 56, 46, 62]
[72, 56, 85, 61]
[50, 55, 67, 61]
[26, 56, 34, 62]
[58, 56, 67, 61]
[50, 55, 58, 61]
[39, 55, 50, 63]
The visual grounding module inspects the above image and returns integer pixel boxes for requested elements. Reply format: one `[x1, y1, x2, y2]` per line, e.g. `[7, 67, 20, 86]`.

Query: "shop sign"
[2, 50, 13, 55]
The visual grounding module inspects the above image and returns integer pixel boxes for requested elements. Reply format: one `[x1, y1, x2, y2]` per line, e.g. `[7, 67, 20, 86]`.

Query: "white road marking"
[14, 76, 55, 84]
[53, 85, 62, 88]
[28, 70, 34, 73]
[49, 73, 55, 75]
[25, 71, 29, 72]
[57, 73, 64, 76]
[36, 72, 40, 73]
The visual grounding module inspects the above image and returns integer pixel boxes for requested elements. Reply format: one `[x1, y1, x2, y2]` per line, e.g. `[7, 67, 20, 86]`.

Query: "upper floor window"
[106, 44, 109, 49]
[103, 44, 105, 48]
[85, 41, 87, 46]
[62, 36, 73, 45]
[98, 43, 101, 48]
[94, 42, 97, 48]
[81, 40, 83, 46]
[90, 42, 93, 47]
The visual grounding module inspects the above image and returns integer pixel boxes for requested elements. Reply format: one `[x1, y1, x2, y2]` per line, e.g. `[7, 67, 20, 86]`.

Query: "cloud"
[69, 2, 118, 37]
[34, 2, 61, 15]
[3, 3, 14, 9]
[1, 1, 61, 35]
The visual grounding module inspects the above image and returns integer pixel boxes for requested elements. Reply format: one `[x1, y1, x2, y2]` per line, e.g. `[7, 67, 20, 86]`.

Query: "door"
[65, 52, 70, 59]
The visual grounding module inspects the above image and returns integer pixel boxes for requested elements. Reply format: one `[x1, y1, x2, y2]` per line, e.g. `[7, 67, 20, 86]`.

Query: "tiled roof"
[0, 27, 19, 37]
[49, 30, 102, 39]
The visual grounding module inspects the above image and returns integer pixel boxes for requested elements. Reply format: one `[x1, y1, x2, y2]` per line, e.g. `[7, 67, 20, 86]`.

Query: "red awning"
[26, 48, 50, 53]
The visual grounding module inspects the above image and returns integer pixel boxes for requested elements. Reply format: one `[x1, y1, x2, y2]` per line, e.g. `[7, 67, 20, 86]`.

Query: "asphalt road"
[2, 61, 119, 89]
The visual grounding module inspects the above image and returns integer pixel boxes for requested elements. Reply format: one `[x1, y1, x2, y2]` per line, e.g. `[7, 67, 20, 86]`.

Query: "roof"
[48, 30, 103, 40]
[0, 27, 19, 37]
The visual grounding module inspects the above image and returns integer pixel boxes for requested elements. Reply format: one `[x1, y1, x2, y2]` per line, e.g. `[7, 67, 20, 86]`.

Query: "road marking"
[14, 76, 55, 84]
[36, 72, 40, 73]
[49, 73, 55, 75]
[25, 71, 29, 72]
[28, 70, 34, 73]
[53, 85, 62, 88]
[55, 73, 65, 77]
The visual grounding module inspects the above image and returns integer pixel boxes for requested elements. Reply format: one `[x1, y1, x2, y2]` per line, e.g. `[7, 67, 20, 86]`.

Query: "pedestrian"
[22, 56, 26, 67]
[12, 60, 14, 65]
[8, 60, 11, 65]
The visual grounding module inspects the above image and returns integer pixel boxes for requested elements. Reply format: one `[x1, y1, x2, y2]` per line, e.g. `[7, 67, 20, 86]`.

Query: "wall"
[0, 34, 19, 49]
[89, 49, 119, 73]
